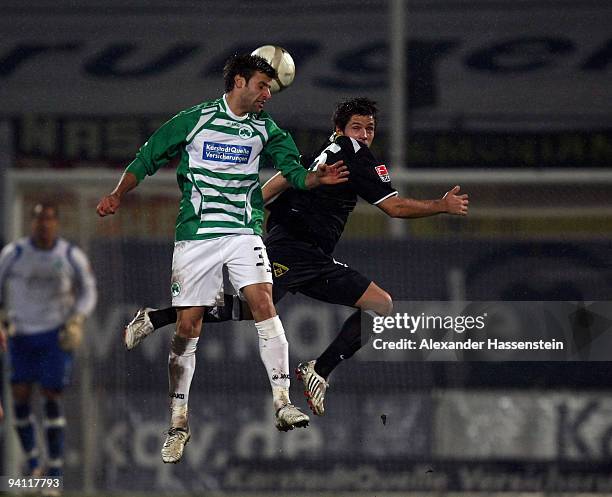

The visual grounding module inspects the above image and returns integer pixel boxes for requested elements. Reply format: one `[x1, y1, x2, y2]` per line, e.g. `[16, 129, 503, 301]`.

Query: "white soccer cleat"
[124, 307, 156, 350]
[295, 360, 329, 416]
[161, 427, 191, 463]
[275, 403, 310, 431]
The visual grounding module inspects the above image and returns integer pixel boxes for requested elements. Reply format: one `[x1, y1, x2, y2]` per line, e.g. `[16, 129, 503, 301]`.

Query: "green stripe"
[191, 168, 258, 181]
[200, 220, 245, 228]
[203, 195, 245, 208]
[201, 208, 243, 220]
[185, 110, 218, 144]
[195, 181, 250, 195]
[206, 123, 241, 135]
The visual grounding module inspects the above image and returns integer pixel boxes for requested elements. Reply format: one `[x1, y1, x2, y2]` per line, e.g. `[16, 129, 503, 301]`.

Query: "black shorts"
[266, 236, 371, 307]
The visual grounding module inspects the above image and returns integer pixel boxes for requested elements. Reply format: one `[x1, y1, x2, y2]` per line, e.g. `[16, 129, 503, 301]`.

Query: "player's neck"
[32, 236, 56, 250]
[225, 93, 248, 117]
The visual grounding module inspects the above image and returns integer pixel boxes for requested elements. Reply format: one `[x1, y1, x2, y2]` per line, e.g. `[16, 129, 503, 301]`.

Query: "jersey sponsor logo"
[375, 165, 391, 182]
[273, 262, 289, 277]
[169, 392, 185, 399]
[203, 141, 252, 164]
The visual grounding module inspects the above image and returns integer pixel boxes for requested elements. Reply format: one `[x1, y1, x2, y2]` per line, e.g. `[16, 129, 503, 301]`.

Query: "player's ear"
[335, 126, 344, 136]
[234, 75, 246, 89]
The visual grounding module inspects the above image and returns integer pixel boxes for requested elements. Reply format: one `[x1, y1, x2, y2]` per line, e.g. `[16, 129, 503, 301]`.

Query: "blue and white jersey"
[0, 237, 97, 335]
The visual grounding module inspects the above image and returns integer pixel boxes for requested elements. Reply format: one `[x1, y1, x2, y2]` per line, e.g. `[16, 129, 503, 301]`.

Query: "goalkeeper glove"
[59, 314, 86, 351]
[0, 308, 14, 345]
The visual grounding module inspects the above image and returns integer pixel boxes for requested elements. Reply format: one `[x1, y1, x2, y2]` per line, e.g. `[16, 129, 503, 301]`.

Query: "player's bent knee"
[356, 282, 393, 316]
[175, 318, 202, 338]
[359, 291, 393, 316]
[372, 286, 393, 316]
[379, 292, 394, 316]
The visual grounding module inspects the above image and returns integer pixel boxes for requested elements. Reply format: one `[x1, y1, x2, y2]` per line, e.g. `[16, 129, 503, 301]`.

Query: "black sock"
[149, 308, 177, 329]
[149, 294, 241, 329]
[315, 310, 372, 379]
[203, 294, 241, 322]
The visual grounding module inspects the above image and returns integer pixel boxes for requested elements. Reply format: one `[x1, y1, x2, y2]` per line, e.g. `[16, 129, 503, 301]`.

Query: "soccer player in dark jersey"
[124, 97, 469, 416]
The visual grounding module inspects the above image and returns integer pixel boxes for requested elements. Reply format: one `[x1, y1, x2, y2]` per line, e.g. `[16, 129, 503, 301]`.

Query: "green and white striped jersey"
[125, 95, 309, 241]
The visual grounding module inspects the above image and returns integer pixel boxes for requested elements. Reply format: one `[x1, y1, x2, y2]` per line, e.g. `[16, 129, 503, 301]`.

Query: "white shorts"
[171, 235, 273, 307]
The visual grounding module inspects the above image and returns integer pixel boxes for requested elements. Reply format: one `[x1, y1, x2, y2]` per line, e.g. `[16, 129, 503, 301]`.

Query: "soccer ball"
[251, 45, 295, 93]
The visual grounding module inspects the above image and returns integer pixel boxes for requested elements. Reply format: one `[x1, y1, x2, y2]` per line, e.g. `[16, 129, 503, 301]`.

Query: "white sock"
[168, 335, 199, 428]
[255, 316, 291, 408]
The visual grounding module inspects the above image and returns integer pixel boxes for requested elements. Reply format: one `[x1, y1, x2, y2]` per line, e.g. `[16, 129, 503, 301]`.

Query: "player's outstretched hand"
[96, 193, 121, 217]
[316, 160, 349, 186]
[442, 185, 469, 215]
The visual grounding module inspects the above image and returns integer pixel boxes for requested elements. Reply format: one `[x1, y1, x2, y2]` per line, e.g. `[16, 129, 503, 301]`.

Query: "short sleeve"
[339, 137, 398, 205]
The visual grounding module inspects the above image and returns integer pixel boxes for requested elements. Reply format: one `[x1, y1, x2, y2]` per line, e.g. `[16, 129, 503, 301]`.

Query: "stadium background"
[1, 0, 611, 495]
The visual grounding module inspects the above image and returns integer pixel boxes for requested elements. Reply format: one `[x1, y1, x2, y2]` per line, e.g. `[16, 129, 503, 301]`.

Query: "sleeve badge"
[375, 165, 391, 182]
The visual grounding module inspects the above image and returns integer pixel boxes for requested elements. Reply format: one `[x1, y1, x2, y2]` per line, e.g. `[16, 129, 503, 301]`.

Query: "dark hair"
[223, 54, 277, 93]
[31, 201, 59, 219]
[333, 97, 378, 131]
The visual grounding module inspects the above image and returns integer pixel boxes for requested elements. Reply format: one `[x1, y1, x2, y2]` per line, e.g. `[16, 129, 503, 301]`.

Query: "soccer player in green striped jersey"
[97, 53, 347, 463]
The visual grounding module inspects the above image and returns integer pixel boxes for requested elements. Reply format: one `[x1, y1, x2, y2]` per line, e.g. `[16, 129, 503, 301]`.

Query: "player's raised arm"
[97, 109, 197, 217]
[263, 162, 348, 203]
[377, 185, 469, 218]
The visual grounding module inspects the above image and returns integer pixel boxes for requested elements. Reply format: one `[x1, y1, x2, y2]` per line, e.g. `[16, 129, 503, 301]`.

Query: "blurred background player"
[96, 53, 347, 464]
[123, 97, 468, 415]
[0, 202, 97, 487]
